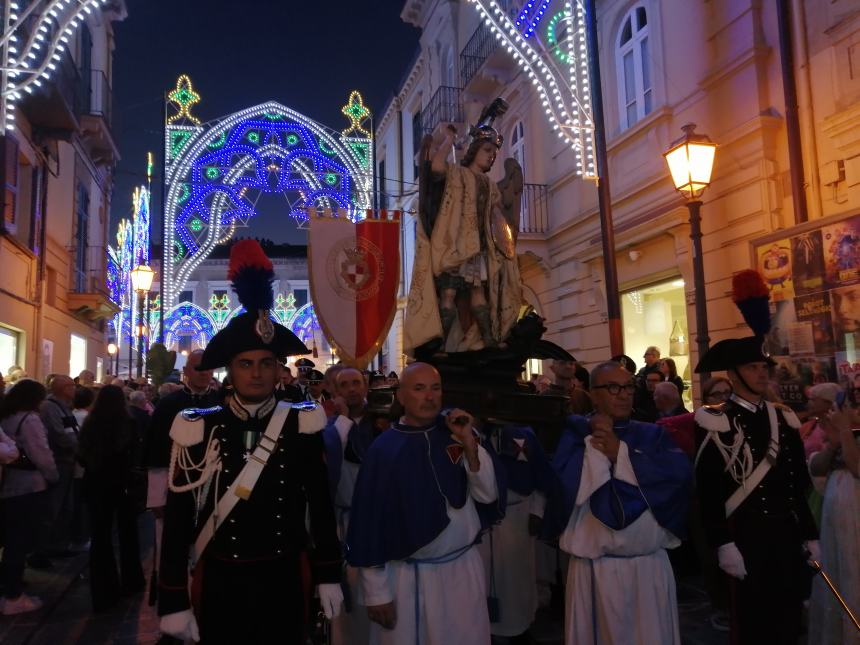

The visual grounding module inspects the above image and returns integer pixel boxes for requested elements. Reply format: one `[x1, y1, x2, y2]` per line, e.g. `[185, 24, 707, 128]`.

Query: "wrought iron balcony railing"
[420, 86, 464, 134]
[520, 183, 549, 234]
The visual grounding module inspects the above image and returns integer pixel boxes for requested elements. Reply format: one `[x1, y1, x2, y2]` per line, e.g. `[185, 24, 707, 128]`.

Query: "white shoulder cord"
[167, 428, 223, 523]
[694, 416, 754, 488]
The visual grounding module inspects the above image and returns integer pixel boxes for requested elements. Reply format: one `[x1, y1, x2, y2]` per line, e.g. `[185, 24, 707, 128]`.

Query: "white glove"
[160, 609, 200, 642]
[717, 542, 747, 580]
[318, 583, 344, 619]
[805, 540, 821, 564]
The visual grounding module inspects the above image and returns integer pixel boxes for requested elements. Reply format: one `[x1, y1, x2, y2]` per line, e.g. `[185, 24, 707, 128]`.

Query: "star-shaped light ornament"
[167, 75, 202, 126]
[341, 91, 372, 138]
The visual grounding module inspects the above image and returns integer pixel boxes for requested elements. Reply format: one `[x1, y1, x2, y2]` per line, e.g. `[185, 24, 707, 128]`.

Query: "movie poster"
[832, 284, 860, 352]
[757, 240, 794, 301]
[822, 219, 860, 286]
[794, 292, 835, 355]
[835, 352, 860, 393]
[773, 355, 838, 412]
[766, 299, 795, 356]
[790, 231, 826, 295]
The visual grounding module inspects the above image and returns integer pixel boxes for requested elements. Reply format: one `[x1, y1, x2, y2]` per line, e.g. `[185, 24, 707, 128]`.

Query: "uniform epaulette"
[777, 405, 801, 430]
[297, 402, 327, 435]
[694, 404, 730, 433]
[170, 405, 223, 447]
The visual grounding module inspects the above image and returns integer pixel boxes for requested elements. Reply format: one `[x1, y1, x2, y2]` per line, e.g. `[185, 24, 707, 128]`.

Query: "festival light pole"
[107, 342, 117, 376]
[131, 264, 155, 380]
[663, 124, 717, 381]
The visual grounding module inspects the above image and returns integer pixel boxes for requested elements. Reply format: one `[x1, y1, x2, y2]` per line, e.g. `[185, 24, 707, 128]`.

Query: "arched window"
[616, 4, 652, 129]
[510, 121, 525, 175]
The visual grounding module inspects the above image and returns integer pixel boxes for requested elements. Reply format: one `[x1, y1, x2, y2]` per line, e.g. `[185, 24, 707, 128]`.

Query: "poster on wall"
[822, 218, 860, 286]
[754, 212, 860, 408]
[756, 239, 794, 301]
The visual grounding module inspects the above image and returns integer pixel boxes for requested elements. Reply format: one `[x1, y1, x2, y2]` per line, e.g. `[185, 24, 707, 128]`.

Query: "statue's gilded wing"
[496, 157, 524, 241]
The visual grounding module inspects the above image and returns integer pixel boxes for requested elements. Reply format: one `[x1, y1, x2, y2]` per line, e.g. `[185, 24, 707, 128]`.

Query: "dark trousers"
[197, 555, 305, 644]
[0, 491, 47, 598]
[86, 482, 144, 611]
[731, 516, 810, 645]
[36, 464, 75, 554]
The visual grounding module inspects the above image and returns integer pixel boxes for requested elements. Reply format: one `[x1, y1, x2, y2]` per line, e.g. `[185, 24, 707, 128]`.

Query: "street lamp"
[107, 342, 117, 376]
[130, 264, 155, 380]
[663, 123, 717, 382]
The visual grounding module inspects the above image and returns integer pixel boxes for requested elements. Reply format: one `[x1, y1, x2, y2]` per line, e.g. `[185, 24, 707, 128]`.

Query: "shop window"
[0, 327, 19, 375]
[70, 333, 87, 379]
[621, 278, 691, 405]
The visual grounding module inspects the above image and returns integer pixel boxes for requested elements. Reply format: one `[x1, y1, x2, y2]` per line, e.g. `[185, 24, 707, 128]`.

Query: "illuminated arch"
[162, 83, 373, 309]
[162, 302, 219, 351]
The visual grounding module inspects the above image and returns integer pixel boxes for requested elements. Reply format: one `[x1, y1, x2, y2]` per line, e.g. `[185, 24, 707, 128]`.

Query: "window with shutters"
[616, 4, 652, 130]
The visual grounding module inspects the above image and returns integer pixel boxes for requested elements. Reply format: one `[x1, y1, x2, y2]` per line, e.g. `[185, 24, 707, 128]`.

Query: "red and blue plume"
[732, 269, 771, 337]
[228, 240, 275, 311]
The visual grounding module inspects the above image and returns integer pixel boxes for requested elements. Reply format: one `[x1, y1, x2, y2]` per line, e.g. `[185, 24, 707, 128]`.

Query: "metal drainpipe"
[790, 0, 822, 220]
[776, 0, 809, 224]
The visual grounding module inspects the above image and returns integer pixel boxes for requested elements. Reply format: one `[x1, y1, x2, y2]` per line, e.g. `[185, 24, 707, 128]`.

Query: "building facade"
[378, 0, 860, 403]
[0, 1, 127, 382]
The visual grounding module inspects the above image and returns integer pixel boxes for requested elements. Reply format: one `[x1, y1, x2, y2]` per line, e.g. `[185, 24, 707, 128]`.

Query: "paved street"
[0, 514, 731, 645]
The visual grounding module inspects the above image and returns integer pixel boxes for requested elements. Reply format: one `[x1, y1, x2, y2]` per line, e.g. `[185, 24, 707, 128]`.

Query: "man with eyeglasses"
[543, 361, 691, 645]
[694, 337, 818, 645]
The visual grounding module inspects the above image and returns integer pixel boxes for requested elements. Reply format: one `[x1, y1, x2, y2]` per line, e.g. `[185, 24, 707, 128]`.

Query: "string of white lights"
[465, 0, 596, 178]
[2, 0, 114, 131]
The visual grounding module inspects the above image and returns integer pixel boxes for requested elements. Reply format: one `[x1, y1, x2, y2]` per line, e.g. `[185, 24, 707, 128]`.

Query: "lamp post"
[107, 342, 117, 376]
[663, 123, 717, 382]
[130, 264, 155, 380]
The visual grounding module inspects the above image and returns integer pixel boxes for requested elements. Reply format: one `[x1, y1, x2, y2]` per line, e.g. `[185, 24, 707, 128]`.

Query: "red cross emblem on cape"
[512, 437, 529, 462]
[446, 434, 480, 465]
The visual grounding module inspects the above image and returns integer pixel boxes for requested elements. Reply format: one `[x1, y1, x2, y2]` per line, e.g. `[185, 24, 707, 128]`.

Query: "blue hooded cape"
[481, 424, 558, 498]
[543, 415, 691, 540]
[346, 416, 506, 568]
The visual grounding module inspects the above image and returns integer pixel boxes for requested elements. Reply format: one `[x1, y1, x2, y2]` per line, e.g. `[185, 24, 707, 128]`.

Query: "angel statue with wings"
[405, 98, 525, 355]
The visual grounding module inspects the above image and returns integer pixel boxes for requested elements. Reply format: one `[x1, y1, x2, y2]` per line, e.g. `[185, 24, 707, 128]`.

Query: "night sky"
[110, 0, 419, 244]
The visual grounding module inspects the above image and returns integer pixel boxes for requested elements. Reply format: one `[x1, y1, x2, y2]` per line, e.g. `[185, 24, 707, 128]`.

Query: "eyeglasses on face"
[592, 382, 636, 395]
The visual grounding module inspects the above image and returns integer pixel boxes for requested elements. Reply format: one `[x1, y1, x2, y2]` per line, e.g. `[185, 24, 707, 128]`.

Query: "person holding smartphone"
[807, 393, 860, 645]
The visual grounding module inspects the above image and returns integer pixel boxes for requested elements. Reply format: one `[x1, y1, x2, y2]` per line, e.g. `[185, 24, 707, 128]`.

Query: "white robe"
[478, 489, 545, 637]
[330, 415, 371, 645]
[359, 444, 498, 645]
[560, 437, 681, 645]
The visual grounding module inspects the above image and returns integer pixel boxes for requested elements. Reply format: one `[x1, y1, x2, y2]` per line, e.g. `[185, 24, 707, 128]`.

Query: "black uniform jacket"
[145, 387, 223, 470]
[695, 397, 818, 549]
[158, 397, 342, 615]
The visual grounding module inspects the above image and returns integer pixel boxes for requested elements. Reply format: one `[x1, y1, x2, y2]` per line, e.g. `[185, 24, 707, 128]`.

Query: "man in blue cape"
[346, 362, 505, 645]
[544, 360, 691, 644]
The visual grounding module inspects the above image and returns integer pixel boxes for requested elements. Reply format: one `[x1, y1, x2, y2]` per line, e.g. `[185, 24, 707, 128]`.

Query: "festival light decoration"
[466, 0, 596, 179]
[161, 76, 374, 308]
[1, 0, 115, 130]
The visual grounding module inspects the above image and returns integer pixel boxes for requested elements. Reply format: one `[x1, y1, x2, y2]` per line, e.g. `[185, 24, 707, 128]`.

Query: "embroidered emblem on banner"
[326, 237, 385, 302]
[446, 443, 464, 465]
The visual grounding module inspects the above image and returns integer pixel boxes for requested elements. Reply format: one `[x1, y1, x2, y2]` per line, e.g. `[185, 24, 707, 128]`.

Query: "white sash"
[724, 402, 780, 518]
[191, 401, 292, 563]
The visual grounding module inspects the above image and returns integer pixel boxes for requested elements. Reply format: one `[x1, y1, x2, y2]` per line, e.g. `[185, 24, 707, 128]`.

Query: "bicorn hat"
[197, 240, 309, 371]
[696, 270, 775, 373]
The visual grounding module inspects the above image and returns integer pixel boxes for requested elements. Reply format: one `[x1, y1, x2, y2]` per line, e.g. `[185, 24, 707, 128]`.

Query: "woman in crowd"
[807, 401, 859, 645]
[77, 385, 145, 612]
[659, 357, 686, 396]
[0, 380, 58, 615]
[799, 383, 843, 527]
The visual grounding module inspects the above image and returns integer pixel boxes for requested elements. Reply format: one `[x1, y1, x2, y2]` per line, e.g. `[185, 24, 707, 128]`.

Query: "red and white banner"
[308, 211, 401, 368]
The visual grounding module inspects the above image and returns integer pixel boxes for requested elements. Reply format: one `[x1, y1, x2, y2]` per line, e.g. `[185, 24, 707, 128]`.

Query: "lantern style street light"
[130, 265, 155, 379]
[663, 124, 717, 381]
[107, 342, 118, 376]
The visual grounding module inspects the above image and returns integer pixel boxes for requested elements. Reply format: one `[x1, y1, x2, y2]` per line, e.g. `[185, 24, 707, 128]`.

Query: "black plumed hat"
[197, 241, 308, 371]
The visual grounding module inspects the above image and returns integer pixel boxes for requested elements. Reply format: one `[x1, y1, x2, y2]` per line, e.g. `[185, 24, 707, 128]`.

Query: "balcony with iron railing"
[520, 183, 549, 235]
[67, 267, 118, 321]
[421, 86, 464, 135]
[460, 0, 520, 89]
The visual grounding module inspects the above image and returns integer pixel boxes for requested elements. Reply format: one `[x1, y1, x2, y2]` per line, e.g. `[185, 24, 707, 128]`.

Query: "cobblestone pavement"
[0, 513, 730, 645]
